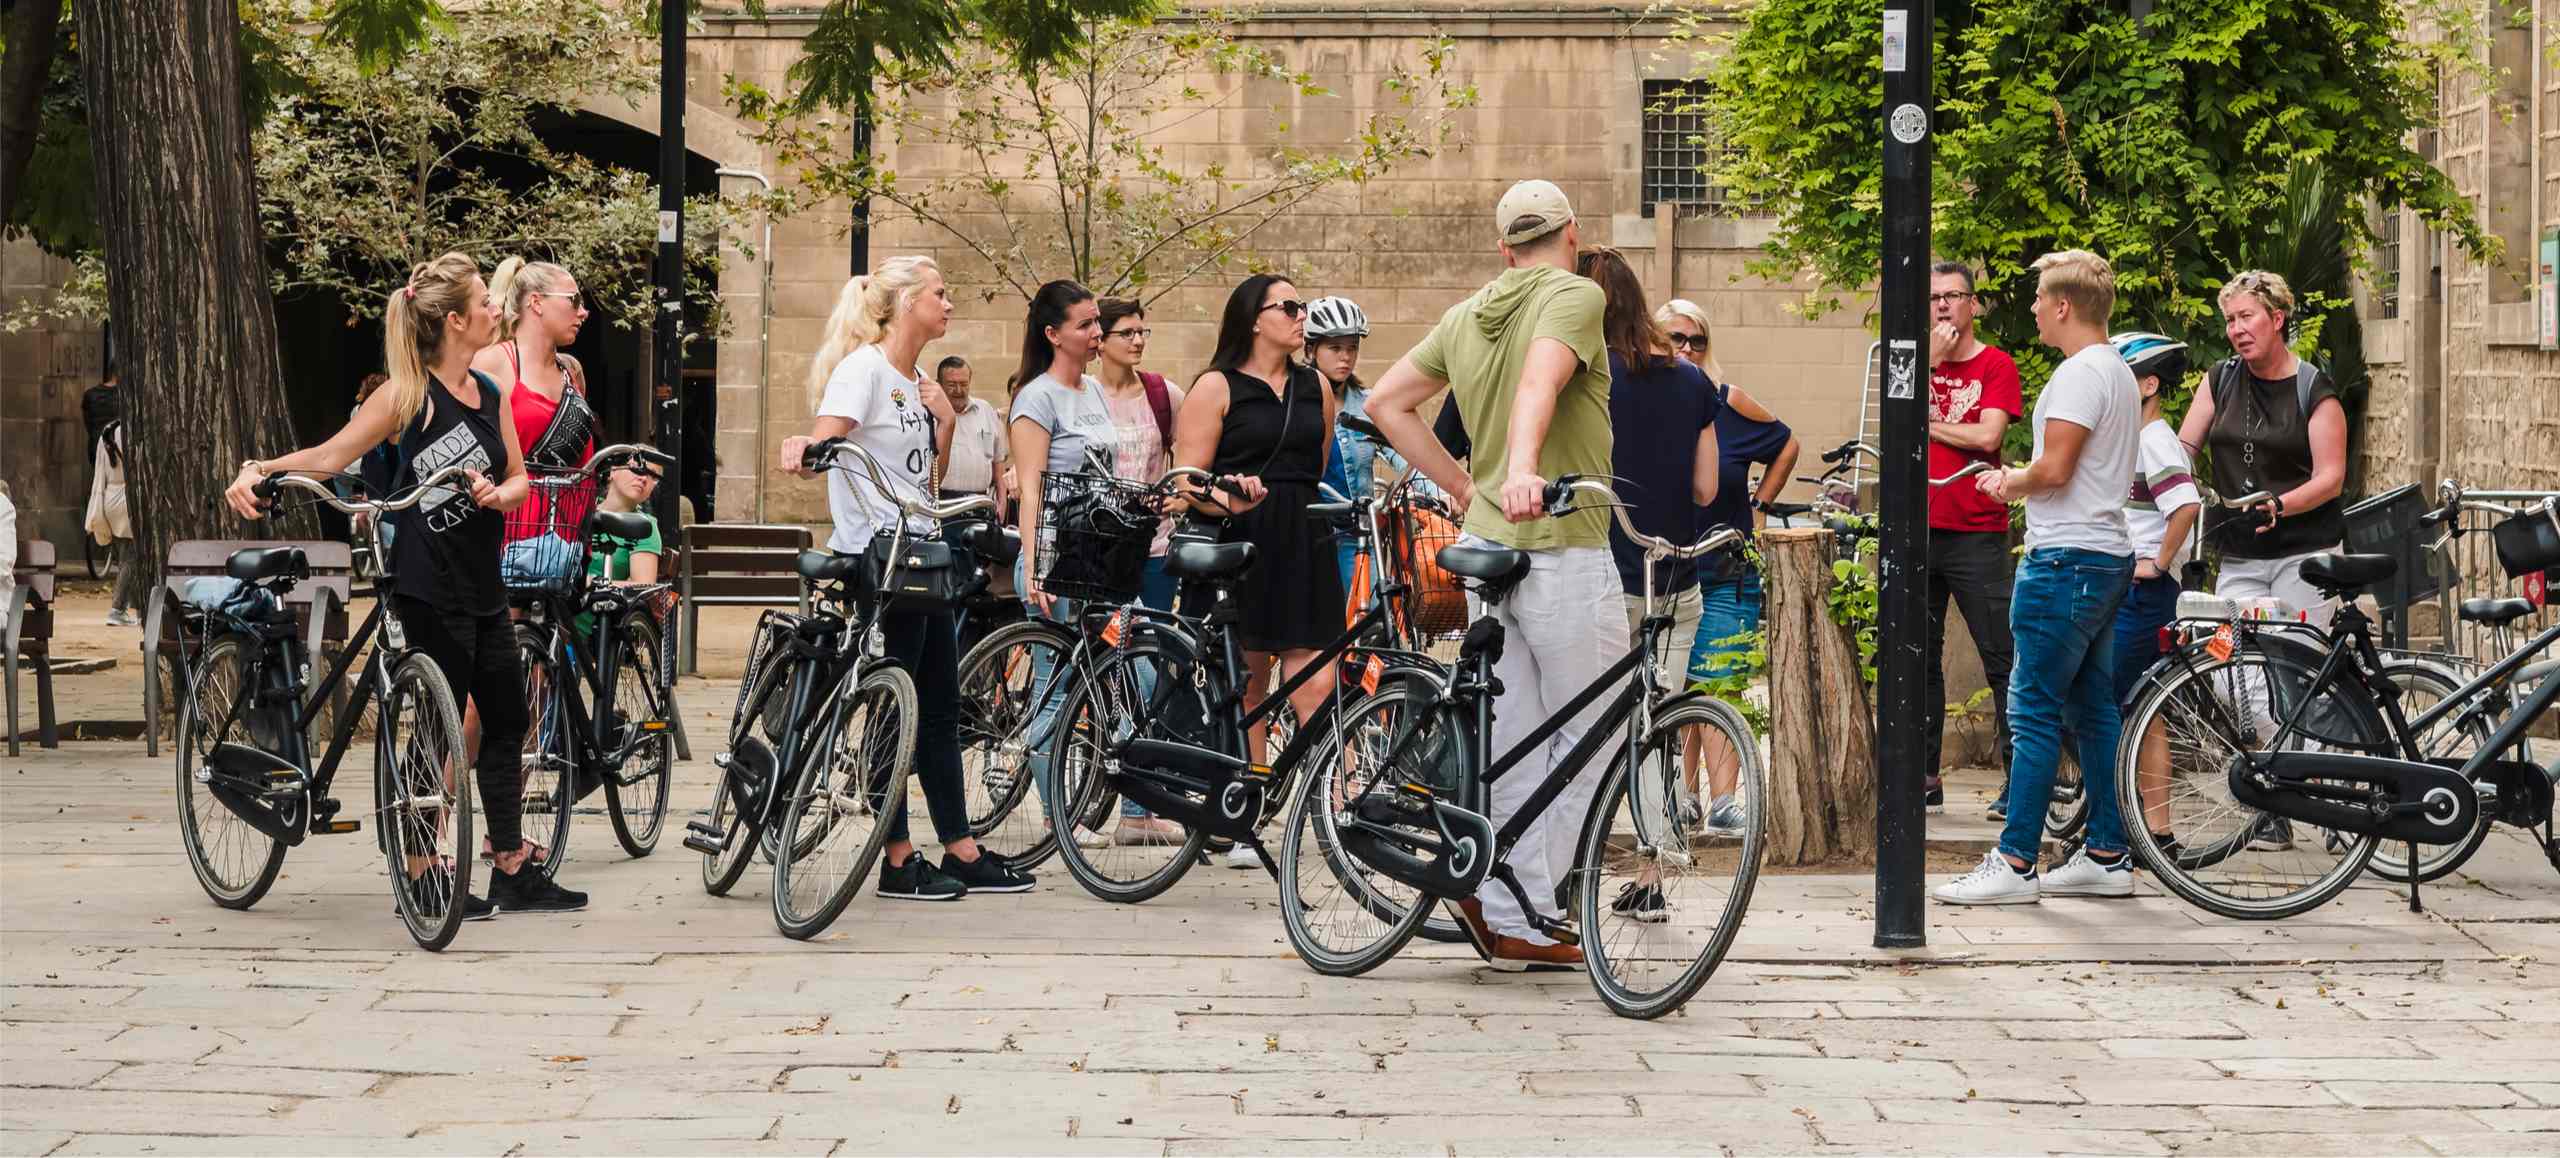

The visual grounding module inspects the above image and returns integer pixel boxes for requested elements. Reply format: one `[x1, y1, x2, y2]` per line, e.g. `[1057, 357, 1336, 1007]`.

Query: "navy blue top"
[1701, 381, 1793, 583]
[1605, 351, 1722, 595]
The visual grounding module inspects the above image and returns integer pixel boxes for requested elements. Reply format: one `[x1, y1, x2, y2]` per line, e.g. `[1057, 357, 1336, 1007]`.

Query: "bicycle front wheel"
[174, 635, 289, 908]
[1276, 685, 1439, 975]
[1578, 694, 1765, 1020]
[956, 619, 1077, 868]
[380, 652, 474, 951]
[606, 620, 674, 857]
[1044, 639, 1210, 903]
[513, 624, 573, 882]
[2116, 638, 2385, 920]
[773, 665, 918, 940]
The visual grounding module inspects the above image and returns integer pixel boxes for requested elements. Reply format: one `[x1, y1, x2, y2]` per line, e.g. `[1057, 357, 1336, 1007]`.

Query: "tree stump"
[1759, 527, 1877, 866]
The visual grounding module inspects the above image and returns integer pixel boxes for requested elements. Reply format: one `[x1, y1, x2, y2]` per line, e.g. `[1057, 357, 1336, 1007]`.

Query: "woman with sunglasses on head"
[1173, 275, 1343, 744]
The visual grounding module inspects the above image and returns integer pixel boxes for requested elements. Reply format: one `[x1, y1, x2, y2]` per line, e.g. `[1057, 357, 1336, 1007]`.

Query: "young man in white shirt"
[1934, 249, 2142, 905]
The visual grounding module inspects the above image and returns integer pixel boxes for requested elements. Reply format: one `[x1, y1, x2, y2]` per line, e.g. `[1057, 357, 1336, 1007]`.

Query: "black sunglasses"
[1260, 299, 1307, 319]
[1667, 333, 1707, 351]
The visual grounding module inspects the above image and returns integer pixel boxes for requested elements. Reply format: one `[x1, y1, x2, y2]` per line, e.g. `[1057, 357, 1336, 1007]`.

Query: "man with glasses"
[937, 355, 1010, 516]
[1926, 261, 2022, 820]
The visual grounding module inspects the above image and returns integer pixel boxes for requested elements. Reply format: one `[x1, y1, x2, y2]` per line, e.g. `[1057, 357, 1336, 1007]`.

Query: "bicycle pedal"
[313, 819, 361, 835]
[638, 720, 669, 733]
[682, 820, 728, 857]
[1242, 763, 1277, 782]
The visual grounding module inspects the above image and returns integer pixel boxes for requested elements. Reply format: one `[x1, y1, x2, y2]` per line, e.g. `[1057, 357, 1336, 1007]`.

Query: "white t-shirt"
[817, 344, 936, 555]
[2126, 418, 2201, 568]
[2022, 343, 2139, 555]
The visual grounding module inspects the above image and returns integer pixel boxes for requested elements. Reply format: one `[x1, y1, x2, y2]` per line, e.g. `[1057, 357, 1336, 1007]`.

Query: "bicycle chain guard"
[201, 741, 309, 846]
[1337, 791, 1497, 901]
[2228, 750, 2479, 845]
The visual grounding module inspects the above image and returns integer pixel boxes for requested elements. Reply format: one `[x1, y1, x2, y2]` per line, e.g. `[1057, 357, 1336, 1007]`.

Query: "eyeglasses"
[1107, 327, 1152, 342]
[1261, 299, 1307, 319]
[1928, 291, 1974, 305]
[1667, 333, 1707, 351]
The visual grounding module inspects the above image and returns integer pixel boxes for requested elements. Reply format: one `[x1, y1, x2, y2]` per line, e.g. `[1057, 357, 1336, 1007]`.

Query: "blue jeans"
[1139, 553, 1177, 616]
[1019, 553, 1168, 819]
[1688, 571, 1765, 687]
[2000, 547, 2134, 864]
[2112, 574, 2180, 708]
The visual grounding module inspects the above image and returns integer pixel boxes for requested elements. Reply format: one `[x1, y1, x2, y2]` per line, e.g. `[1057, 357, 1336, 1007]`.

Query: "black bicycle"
[1275, 476, 1766, 1020]
[684, 439, 1001, 939]
[2114, 493, 2560, 919]
[177, 465, 480, 950]
[505, 444, 681, 880]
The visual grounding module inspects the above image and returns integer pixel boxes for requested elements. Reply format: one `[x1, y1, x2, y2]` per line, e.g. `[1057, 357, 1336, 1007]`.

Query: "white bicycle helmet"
[1305, 296, 1370, 340]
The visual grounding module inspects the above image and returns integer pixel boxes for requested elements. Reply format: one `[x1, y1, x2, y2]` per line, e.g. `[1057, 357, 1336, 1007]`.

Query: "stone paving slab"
[6, 684, 2558, 1154]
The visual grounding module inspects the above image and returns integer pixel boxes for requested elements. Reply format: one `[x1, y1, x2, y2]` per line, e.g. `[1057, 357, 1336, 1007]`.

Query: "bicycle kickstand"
[2406, 840, 2424, 915]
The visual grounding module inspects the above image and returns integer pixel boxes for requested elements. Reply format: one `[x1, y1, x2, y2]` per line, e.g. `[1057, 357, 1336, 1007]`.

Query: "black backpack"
[2206, 355, 2321, 421]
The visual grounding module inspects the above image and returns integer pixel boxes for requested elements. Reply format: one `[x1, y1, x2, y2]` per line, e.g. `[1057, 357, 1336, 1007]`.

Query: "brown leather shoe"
[1485, 933, 1584, 973]
[1449, 897, 1496, 964]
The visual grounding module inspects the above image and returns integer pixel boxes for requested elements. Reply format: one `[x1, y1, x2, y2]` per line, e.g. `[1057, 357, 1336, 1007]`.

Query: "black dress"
[1212, 363, 1346, 652]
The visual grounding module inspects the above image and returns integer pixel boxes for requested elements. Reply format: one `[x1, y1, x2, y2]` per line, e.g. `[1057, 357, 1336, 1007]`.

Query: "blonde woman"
[778, 256, 1035, 901]
[472, 258, 595, 554]
[223, 253, 583, 917]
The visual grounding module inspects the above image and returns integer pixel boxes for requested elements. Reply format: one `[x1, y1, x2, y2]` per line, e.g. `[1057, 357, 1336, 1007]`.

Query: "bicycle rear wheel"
[1044, 640, 1209, 903]
[380, 653, 473, 951]
[174, 635, 290, 908]
[1276, 685, 1439, 975]
[2116, 639, 2384, 920]
[774, 665, 918, 939]
[956, 620, 1075, 868]
[1579, 695, 1764, 1020]
[606, 620, 673, 857]
[2366, 661, 2496, 884]
[513, 624, 573, 882]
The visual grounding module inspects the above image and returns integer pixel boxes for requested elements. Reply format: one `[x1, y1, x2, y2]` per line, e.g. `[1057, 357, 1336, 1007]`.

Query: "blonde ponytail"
[382, 252, 484, 429]
[806, 255, 942, 394]
[488, 255, 570, 328]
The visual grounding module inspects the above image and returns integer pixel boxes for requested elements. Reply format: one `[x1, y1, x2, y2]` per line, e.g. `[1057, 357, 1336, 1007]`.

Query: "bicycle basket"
[1387, 498, 1467, 638]
[500, 472, 596, 594]
[1036, 471, 1155, 604]
[2493, 502, 2560, 578]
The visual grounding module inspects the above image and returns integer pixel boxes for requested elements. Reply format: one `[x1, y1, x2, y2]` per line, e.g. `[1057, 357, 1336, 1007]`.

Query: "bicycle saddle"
[225, 546, 309, 583]
[2460, 597, 2535, 627]
[1436, 543, 1529, 585]
[591, 510, 655, 543]
[796, 549, 863, 584]
[2299, 552, 2396, 594]
[1167, 539, 1256, 580]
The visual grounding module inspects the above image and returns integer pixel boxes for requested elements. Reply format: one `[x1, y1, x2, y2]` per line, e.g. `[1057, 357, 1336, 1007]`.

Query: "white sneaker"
[2039, 848, 2135, 898]
[1932, 851, 2040, 905]
[103, 609, 136, 627]
[1071, 824, 1110, 849]
[1224, 842, 1262, 870]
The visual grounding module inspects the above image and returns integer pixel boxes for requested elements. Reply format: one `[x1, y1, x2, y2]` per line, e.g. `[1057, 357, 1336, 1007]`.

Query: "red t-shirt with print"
[1928, 344, 2023, 533]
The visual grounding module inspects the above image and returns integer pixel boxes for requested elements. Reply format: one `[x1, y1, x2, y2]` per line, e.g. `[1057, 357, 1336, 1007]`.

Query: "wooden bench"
[143, 539, 354, 758]
[6, 540, 57, 756]
[676, 523, 811, 675]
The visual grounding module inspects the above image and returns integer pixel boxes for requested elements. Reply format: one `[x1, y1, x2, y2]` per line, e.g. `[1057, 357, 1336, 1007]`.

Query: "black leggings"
[877, 605, 969, 848]
[393, 597, 530, 854]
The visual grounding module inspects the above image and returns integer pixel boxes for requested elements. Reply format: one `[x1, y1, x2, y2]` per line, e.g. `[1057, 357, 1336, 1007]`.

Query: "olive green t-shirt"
[1407, 265, 1613, 550]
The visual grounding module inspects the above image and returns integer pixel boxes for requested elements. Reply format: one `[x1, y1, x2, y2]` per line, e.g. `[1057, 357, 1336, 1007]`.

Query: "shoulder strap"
[2295, 359, 2319, 418]
[1139, 372, 1173, 443]
[2209, 357, 2241, 411]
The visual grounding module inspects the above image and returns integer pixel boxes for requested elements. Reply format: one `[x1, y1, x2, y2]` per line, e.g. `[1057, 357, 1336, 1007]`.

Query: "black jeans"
[878, 605, 970, 848]
[1925, 530, 2015, 784]
[393, 597, 530, 854]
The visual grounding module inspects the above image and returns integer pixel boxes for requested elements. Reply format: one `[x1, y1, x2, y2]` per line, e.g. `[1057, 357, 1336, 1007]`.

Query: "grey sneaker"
[1704, 794, 1746, 837]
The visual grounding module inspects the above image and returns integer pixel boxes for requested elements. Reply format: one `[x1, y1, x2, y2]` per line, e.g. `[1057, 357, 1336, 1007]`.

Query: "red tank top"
[500, 344, 596, 545]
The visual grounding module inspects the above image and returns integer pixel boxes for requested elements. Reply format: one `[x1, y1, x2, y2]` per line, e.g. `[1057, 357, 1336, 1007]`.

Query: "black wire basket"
[1036, 471, 1157, 604]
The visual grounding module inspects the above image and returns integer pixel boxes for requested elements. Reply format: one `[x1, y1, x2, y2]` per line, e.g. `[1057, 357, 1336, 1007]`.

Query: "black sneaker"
[1924, 781, 1946, 815]
[1609, 881, 1667, 923]
[941, 849, 1035, 894]
[490, 865, 588, 913]
[878, 853, 968, 901]
[395, 869, 496, 921]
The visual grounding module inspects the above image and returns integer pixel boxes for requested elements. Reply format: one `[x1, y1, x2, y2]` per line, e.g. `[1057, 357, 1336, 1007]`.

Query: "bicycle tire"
[606, 620, 674, 858]
[774, 664, 918, 940]
[511, 623, 574, 883]
[1579, 695, 1764, 1020]
[703, 656, 793, 897]
[1043, 639, 1210, 903]
[380, 652, 473, 951]
[174, 635, 290, 909]
[1275, 684, 1438, 975]
[956, 619, 1078, 868]
[2366, 660, 2498, 884]
[2115, 638, 2385, 920]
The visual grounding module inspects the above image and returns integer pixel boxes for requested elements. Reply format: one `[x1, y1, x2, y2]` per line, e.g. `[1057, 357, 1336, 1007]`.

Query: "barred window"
[2373, 205, 2401, 320]
[1642, 79, 1758, 218]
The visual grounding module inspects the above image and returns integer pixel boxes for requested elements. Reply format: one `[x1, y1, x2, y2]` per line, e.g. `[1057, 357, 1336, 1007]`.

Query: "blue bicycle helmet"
[2109, 331, 2190, 384]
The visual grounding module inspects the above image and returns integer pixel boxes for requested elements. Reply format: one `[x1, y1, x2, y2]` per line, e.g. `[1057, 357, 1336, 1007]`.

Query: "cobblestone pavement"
[5, 603, 2558, 1155]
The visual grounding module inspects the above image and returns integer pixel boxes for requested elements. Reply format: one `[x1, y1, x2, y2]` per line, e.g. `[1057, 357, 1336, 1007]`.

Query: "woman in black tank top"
[224, 252, 585, 918]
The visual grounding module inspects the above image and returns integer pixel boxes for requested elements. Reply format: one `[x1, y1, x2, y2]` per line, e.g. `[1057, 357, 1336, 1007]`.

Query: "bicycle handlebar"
[253, 464, 476, 516]
[1821, 440, 1880, 465]
[803, 438, 998, 523]
[1929, 461, 1998, 487]
[1542, 475, 1742, 561]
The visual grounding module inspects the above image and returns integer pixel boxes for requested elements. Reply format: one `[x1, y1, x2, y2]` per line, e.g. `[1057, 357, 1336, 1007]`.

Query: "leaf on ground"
[547, 1054, 586, 1063]
[1264, 1034, 1279, 1052]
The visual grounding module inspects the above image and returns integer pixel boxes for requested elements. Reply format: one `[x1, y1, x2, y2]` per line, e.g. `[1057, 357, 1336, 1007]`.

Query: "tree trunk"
[75, 0, 311, 602]
[1, 0, 64, 224]
[1759, 526, 1877, 866]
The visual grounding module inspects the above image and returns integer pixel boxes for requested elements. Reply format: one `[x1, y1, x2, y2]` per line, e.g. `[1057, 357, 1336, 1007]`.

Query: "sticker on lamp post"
[1889, 104, 1928, 144]
[1886, 339, 1920, 400]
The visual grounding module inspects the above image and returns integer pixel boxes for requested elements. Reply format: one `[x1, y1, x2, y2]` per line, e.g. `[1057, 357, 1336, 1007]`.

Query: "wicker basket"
[1386, 498, 1468, 638]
